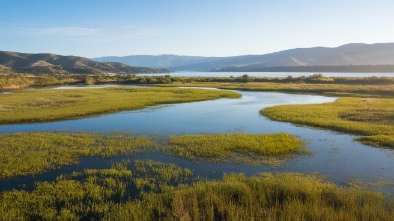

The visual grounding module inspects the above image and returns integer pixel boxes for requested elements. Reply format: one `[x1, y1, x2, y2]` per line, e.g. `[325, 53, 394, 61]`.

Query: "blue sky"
[1, 0, 394, 57]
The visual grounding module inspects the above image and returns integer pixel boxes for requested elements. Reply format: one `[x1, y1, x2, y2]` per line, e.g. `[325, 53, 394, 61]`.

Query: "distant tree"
[128, 74, 137, 80]
[138, 77, 147, 84]
[285, 75, 294, 83]
[240, 74, 250, 82]
[309, 73, 324, 80]
[96, 74, 105, 83]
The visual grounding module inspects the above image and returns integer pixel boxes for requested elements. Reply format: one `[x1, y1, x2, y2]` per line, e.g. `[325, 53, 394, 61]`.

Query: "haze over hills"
[0, 51, 170, 74]
[92, 43, 394, 72]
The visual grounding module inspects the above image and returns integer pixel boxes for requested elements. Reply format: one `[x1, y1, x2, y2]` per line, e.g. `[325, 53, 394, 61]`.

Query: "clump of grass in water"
[163, 133, 306, 165]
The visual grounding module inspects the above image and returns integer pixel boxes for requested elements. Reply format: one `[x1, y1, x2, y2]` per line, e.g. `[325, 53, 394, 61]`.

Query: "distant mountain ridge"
[92, 43, 394, 72]
[0, 51, 170, 74]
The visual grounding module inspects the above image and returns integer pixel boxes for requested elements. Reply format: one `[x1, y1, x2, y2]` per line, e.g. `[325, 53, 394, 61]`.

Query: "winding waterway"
[1, 87, 393, 194]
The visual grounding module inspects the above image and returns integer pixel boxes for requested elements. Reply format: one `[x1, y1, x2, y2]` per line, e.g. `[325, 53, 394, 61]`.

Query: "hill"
[0, 51, 170, 74]
[92, 43, 394, 72]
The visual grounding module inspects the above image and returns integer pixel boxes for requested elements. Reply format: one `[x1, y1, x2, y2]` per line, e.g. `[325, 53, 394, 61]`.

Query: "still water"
[1, 88, 393, 194]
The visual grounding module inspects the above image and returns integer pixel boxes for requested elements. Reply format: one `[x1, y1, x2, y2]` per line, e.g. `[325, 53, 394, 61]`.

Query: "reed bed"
[0, 87, 241, 124]
[0, 160, 392, 221]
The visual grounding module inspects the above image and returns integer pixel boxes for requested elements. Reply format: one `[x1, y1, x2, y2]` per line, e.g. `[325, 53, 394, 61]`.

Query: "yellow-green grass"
[158, 81, 394, 97]
[0, 132, 303, 179]
[0, 75, 82, 89]
[0, 132, 155, 179]
[0, 76, 34, 87]
[261, 97, 394, 148]
[0, 87, 241, 124]
[0, 161, 392, 220]
[163, 133, 306, 164]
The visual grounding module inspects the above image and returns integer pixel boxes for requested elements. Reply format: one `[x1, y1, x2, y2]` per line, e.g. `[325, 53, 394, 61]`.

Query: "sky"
[1, 0, 394, 58]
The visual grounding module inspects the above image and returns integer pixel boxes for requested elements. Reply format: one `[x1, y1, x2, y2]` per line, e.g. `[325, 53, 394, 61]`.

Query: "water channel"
[1, 87, 393, 195]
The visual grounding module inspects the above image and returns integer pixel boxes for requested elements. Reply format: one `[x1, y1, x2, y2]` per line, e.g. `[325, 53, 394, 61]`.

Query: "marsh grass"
[348, 179, 394, 189]
[163, 133, 306, 165]
[0, 132, 304, 179]
[158, 81, 394, 97]
[0, 87, 241, 124]
[0, 160, 392, 221]
[260, 97, 394, 148]
[0, 132, 155, 179]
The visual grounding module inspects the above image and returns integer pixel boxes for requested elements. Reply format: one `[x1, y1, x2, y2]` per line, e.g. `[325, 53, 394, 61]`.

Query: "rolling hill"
[92, 43, 394, 72]
[0, 51, 170, 74]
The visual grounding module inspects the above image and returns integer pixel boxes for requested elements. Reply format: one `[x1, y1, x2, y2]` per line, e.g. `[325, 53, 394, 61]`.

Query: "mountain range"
[2, 43, 394, 74]
[0, 51, 170, 75]
[92, 43, 394, 72]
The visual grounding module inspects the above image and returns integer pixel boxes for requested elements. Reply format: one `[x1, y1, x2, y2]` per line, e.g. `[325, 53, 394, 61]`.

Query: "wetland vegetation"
[2, 73, 392, 93]
[1, 74, 394, 220]
[0, 132, 154, 179]
[164, 133, 305, 165]
[0, 87, 240, 124]
[154, 75, 394, 149]
[261, 97, 394, 148]
[159, 80, 393, 97]
[0, 132, 304, 179]
[0, 160, 392, 221]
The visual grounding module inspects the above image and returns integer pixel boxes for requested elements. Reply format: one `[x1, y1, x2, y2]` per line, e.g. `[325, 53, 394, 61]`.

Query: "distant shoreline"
[215, 65, 394, 73]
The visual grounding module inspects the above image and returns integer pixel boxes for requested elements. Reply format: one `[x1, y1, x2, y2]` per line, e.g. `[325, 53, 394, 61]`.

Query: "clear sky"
[1, 0, 394, 58]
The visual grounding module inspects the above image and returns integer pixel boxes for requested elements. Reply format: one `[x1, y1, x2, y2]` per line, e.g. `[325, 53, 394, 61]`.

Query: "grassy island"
[0, 87, 241, 124]
[164, 133, 305, 164]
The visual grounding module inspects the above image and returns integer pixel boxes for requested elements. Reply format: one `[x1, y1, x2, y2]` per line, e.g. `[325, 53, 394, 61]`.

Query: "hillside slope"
[92, 43, 394, 72]
[0, 51, 170, 74]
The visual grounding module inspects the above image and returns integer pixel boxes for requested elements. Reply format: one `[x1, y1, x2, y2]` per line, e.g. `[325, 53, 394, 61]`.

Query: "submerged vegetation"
[261, 97, 394, 148]
[0, 160, 392, 220]
[0, 87, 240, 124]
[164, 133, 305, 164]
